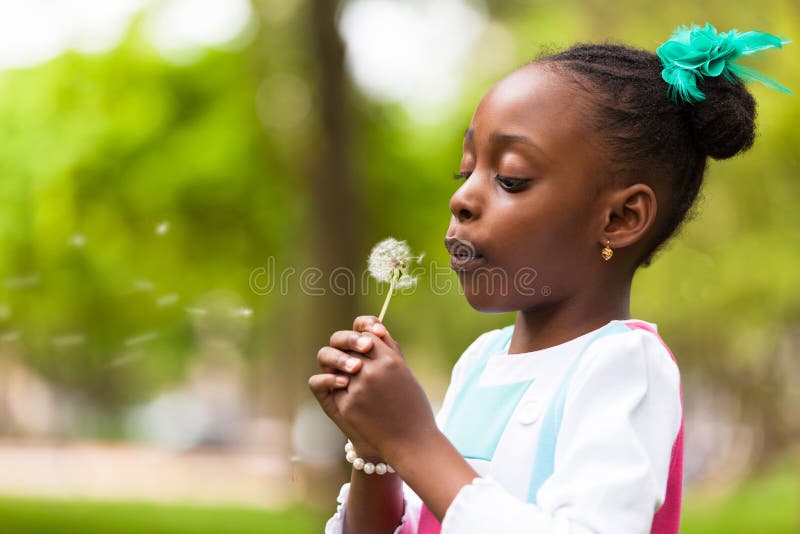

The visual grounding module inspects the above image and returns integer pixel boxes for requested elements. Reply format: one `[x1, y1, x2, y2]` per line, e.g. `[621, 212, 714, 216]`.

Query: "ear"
[599, 183, 657, 251]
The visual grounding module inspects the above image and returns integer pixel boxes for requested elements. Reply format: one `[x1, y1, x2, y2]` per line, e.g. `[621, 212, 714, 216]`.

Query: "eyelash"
[453, 171, 529, 192]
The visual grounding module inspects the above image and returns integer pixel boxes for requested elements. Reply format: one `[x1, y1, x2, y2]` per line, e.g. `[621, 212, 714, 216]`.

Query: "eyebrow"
[464, 128, 547, 157]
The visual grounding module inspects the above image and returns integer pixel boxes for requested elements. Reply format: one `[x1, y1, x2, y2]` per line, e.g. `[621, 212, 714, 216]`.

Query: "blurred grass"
[681, 451, 800, 534]
[0, 498, 330, 534]
[1, 454, 797, 534]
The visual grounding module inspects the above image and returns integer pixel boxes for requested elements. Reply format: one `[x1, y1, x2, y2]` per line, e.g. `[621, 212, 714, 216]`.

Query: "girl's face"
[446, 64, 611, 313]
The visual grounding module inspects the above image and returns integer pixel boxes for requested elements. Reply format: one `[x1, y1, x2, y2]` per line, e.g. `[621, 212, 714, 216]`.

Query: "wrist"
[346, 440, 395, 475]
[386, 426, 444, 473]
[347, 441, 383, 462]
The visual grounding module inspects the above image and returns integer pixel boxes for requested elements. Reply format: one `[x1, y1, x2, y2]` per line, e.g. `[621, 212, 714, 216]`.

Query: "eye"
[453, 171, 471, 181]
[496, 175, 529, 192]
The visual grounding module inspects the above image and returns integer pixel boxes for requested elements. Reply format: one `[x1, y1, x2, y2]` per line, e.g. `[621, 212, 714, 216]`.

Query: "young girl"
[309, 23, 790, 533]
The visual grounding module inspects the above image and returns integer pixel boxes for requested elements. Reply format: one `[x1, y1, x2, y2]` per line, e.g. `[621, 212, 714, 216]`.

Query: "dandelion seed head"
[368, 238, 409, 282]
[368, 237, 424, 321]
[368, 237, 423, 285]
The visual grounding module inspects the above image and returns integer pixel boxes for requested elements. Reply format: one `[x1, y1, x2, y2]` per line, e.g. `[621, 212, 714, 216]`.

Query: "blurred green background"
[0, 0, 798, 532]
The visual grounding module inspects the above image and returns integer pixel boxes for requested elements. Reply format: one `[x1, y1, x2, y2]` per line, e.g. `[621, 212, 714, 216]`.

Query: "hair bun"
[687, 75, 757, 160]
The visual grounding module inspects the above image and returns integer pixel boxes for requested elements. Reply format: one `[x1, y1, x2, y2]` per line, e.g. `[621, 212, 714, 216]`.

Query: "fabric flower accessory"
[367, 238, 424, 322]
[656, 22, 793, 104]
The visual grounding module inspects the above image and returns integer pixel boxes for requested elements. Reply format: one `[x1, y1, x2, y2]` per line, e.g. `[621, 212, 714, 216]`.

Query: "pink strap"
[623, 321, 683, 534]
[417, 503, 440, 533]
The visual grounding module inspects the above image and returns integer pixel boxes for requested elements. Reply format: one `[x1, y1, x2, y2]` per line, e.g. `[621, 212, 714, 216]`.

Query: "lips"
[449, 254, 487, 271]
[444, 236, 481, 257]
[444, 236, 486, 271]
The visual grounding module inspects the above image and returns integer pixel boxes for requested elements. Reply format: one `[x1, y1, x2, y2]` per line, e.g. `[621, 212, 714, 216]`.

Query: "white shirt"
[325, 318, 683, 533]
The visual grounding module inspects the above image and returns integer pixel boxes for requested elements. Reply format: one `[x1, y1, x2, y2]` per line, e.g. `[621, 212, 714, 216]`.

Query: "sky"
[338, 0, 488, 114]
[0, 0, 254, 69]
[0, 0, 492, 116]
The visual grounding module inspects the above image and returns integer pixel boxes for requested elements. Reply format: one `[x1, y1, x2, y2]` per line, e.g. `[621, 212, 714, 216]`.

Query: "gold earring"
[601, 239, 613, 261]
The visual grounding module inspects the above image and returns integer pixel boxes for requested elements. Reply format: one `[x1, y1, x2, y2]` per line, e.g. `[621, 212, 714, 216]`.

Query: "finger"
[354, 315, 391, 337]
[317, 346, 364, 374]
[329, 330, 374, 354]
[376, 327, 402, 354]
[359, 323, 403, 355]
[357, 331, 404, 361]
[369, 322, 388, 337]
[308, 373, 350, 397]
[317, 352, 364, 374]
[353, 316, 400, 352]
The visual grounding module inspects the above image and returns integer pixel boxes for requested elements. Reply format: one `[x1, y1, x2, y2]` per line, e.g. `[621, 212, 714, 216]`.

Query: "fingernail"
[371, 324, 383, 334]
[357, 337, 370, 349]
[346, 358, 359, 372]
[335, 375, 348, 386]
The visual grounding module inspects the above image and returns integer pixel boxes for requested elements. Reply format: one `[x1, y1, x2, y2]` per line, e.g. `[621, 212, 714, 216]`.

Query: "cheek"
[499, 199, 593, 273]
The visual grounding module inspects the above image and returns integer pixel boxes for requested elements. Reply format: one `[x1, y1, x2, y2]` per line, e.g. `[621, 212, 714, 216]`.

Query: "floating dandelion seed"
[155, 221, 170, 235]
[233, 307, 253, 318]
[123, 331, 159, 347]
[69, 234, 86, 247]
[368, 238, 424, 322]
[109, 352, 144, 368]
[132, 279, 155, 292]
[52, 333, 86, 348]
[156, 293, 180, 308]
[290, 455, 302, 482]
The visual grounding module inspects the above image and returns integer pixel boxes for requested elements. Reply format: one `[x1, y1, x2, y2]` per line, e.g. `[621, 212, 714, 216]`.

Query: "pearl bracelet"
[345, 440, 395, 475]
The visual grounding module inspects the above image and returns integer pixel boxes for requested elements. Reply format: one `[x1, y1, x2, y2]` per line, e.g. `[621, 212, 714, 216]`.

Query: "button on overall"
[517, 399, 541, 425]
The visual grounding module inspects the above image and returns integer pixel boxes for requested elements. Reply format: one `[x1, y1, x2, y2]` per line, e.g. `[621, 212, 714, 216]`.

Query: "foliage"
[0, 1, 797, 456]
[0, 28, 283, 407]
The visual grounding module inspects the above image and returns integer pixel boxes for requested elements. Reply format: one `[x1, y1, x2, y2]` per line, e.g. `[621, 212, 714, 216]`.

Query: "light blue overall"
[441, 322, 632, 503]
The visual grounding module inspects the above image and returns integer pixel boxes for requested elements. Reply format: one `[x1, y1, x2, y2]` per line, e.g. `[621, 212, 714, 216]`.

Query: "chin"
[458, 270, 519, 313]
[466, 299, 513, 314]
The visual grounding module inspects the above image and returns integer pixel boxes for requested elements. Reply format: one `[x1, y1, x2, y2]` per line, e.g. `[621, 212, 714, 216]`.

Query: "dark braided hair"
[534, 43, 756, 268]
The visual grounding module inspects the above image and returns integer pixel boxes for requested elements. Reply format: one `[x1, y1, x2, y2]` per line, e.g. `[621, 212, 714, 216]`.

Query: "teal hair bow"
[656, 22, 793, 104]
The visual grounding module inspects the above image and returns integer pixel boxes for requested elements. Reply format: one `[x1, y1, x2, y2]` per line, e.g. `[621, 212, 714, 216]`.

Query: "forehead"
[468, 63, 596, 158]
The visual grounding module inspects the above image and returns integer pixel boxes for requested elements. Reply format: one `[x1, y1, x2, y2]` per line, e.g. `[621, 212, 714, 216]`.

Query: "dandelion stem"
[378, 276, 396, 322]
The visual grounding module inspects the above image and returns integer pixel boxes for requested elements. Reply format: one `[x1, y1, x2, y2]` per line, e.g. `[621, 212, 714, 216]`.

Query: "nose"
[449, 173, 482, 223]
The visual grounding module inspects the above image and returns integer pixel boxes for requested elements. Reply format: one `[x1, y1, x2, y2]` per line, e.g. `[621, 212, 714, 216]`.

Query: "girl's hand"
[310, 316, 404, 459]
[330, 329, 437, 465]
[315, 316, 401, 377]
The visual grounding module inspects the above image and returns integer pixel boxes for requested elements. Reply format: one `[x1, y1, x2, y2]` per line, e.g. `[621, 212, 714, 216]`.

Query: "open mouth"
[444, 237, 486, 271]
[452, 247, 480, 260]
[444, 237, 480, 256]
